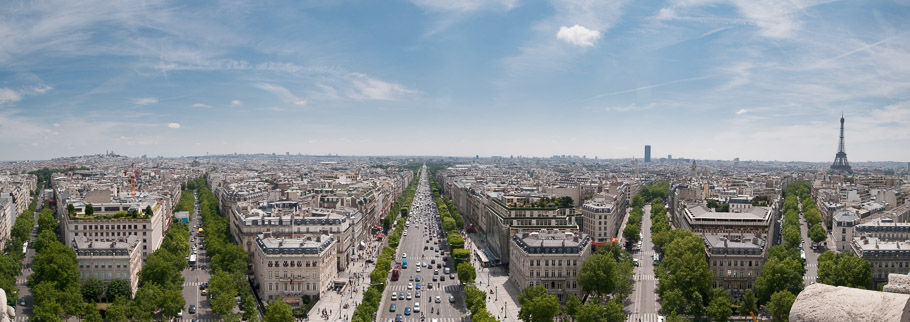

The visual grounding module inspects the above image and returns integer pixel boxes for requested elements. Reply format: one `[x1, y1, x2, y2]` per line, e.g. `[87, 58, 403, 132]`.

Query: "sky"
[1, 0, 909, 162]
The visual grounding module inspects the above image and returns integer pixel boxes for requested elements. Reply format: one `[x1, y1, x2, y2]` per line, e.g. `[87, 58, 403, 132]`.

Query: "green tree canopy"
[81, 278, 105, 302]
[706, 289, 733, 322]
[768, 290, 796, 322]
[264, 300, 294, 322]
[578, 253, 618, 298]
[809, 224, 827, 244]
[106, 278, 133, 301]
[518, 285, 560, 322]
[817, 251, 873, 289]
[457, 261, 477, 283]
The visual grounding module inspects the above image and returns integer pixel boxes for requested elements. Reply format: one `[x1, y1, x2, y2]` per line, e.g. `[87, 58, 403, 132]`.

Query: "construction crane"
[123, 163, 142, 198]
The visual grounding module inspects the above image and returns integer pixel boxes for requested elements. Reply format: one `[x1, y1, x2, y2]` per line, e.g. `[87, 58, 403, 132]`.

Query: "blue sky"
[1, 0, 909, 162]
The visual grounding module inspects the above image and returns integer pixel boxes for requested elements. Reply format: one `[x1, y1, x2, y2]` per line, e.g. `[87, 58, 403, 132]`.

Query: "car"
[430, 246, 434, 250]
[435, 296, 441, 303]
[431, 259, 436, 264]
[390, 304, 397, 312]
[403, 253, 407, 258]
[444, 267, 451, 274]
[403, 231, 408, 236]
[392, 292, 398, 300]
[428, 282, 433, 289]
[404, 307, 412, 316]
[449, 295, 456, 303]
[189, 305, 196, 314]
[416, 282, 421, 289]
[366, 259, 375, 264]
[407, 283, 413, 289]
[406, 292, 412, 300]
[178, 310, 183, 318]
[409, 275, 414, 281]
[395, 314, 403, 322]
[437, 263, 441, 269]
[416, 266, 421, 272]
[450, 273, 455, 279]
[432, 276, 438, 282]
[201, 288, 208, 296]
[18, 298, 25, 306]
[414, 302, 420, 312]
[415, 275, 421, 282]
[424, 246, 428, 250]
[398, 293, 405, 300]
[440, 275, 446, 281]
[415, 291, 421, 298]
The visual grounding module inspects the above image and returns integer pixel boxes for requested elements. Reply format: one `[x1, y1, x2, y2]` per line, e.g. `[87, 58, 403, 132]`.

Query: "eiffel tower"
[830, 115, 853, 174]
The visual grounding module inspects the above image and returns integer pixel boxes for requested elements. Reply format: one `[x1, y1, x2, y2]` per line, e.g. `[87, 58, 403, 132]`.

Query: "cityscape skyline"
[1, 1, 909, 161]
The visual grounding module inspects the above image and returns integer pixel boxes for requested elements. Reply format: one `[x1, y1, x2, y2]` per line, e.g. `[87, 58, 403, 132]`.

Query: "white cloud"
[0, 88, 22, 105]
[256, 83, 308, 106]
[32, 85, 53, 94]
[346, 73, 418, 101]
[410, 0, 516, 12]
[557, 25, 601, 47]
[133, 97, 159, 105]
[736, 108, 748, 115]
[167, 123, 181, 128]
[604, 103, 656, 112]
[231, 100, 242, 106]
[53, 123, 60, 127]
[192, 103, 212, 108]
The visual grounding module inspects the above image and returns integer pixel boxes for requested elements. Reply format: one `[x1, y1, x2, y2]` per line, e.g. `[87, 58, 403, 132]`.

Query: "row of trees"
[174, 189, 196, 219]
[622, 195, 644, 245]
[0, 194, 38, 303]
[191, 176, 260, 321]
[649, 198, 673, 249]
[29, 205, 93, 321]
[352, 167, 420, 322]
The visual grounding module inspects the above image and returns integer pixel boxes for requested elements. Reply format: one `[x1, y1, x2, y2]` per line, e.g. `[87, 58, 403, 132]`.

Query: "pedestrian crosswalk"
[806, 263, 817, 267]
[182, 281, 206, 287]
[17, 277, 27, 284]
[635, 274, 656, 281]
[386, 317, 466, 322]
[386, 284, 460, 292]
[628, 313, 664, 322]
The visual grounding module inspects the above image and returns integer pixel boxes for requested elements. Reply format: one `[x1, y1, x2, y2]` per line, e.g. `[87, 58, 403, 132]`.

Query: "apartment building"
[229, 201, 360, 272]
[833, 210, 860, 252]
[508, 230, 591, 302]
[851, 237, 910, 289]
[486, 192, 579, 265]
[58, 198, 168, 259]
[251, 234, 337, 306]
[704, 233, 766, 297]
[73, 235, 143, 296]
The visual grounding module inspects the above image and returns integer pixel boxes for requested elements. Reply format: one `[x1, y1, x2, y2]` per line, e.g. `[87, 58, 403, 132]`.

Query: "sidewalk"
[306, 239, 383, 322]
[464, 233, 520, 322]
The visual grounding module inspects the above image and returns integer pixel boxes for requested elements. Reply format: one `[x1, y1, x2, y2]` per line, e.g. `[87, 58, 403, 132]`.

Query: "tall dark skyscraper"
[645, 145, 651, 162]
[830, 115, 853, 174]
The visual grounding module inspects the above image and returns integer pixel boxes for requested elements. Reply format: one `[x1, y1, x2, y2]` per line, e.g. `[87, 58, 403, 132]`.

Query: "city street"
[179, 191, 216, 322]
[377, 166, 467, 322]
[627, 204, 662, 322]
[464, 233, 520, 322]
[800, 211, 820, 286]
[14, 197, 42, 322]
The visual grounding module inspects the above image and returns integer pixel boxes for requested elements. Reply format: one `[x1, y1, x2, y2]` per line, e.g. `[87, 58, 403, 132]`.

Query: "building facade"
[73, 235, 143, 296]
[508, 230, 591, 302]
[251, 234, 338, 306]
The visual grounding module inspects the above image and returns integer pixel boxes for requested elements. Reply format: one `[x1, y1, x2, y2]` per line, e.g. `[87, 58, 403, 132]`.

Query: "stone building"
[251, 234, 337, 306]
[508, 229, 591, 302]
[72, 235, 143, 296]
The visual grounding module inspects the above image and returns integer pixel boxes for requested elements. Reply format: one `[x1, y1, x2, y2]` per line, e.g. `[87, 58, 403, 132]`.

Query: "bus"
[189, 254, 197, 266]
[391, 268, 400, 281]
[22, 241, 28, 255]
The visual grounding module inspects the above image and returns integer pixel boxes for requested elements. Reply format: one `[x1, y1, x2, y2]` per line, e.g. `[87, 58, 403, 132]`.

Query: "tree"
[457, 261, 477, 283]
[264, 300, 295, 322]
[242, 294, 258, 321]
[783, 225, 802, 250]
[518, 285, 560, 322]
[443, 217, 456, 232]
[603, 300, 625, 322]
[688, 291, 705, 318]
[107, 278, 133, 301]
[85, 203, 94, 216]
[623, 224, 640, 245]
[660, 289, 685, 316]
[614, 261, 634, 301]
[738, 289, 758, 316]
[575, 302, 603, 322]
[81, 278, 105, 302]
[471, 308, 497, 322]
[159, 284, 186, 318]
[565, 294, 582, 318]
[465, 286, 487, 313]
[81, 303, 103, 322]
[38, 207, 58, 233]
[809, 224, 827, 245]
[767, 290, 796, 322]
[210, 270, 238, 318]
[67, 204, 76, 216]
[105, 297, 132, 322]
[706, 289, 733, 322]
[754, 255, 804, 303]
[578, 254, 617, 299]
[817, 251, 872, 289]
